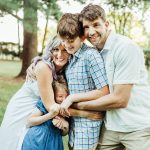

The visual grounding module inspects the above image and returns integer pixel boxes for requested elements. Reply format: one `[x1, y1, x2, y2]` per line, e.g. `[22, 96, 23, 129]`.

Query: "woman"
[0, 36, 69, 150]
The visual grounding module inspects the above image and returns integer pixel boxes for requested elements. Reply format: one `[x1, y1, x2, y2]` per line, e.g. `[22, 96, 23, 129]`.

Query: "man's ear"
[105, 20, 109, 28]
[81, 36, 86, 42]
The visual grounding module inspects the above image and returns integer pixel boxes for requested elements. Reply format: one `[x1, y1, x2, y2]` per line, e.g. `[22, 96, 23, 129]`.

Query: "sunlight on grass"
[0, 60, 22, 77]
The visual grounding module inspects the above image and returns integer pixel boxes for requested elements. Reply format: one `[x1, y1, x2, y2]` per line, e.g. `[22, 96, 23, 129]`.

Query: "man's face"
[82, 17, 109, 50]
[62, 37, 83, 55]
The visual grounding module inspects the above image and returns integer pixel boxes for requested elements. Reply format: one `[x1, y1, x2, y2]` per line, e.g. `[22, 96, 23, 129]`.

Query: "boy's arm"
[60, 87, 109, 117]
[27, 104, 60, 127]
[60, 50, 109, 116]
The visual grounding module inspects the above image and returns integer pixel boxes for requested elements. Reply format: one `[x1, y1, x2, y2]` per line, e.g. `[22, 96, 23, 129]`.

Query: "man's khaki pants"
[96, 125, 150, 150]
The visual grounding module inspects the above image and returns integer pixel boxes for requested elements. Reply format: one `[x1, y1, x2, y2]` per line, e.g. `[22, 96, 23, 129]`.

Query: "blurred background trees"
[0, 0, 150, 77]
[0, 0, 61, 77]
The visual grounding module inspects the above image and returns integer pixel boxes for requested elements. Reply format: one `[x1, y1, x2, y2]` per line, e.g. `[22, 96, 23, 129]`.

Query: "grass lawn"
[0, 60, 69, 150]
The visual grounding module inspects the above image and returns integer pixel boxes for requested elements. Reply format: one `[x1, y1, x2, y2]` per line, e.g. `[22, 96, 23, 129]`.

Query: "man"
[72, 4, 150, 150]
[57, 13, 109, 150]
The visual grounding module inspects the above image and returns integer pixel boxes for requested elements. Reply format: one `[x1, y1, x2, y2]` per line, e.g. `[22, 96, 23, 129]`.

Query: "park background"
[0, 0, 150, 149]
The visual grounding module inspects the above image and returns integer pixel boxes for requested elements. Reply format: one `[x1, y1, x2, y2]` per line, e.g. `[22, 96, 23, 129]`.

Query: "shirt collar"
[74, 43, 87, 59]
[100, 30, 116, 53]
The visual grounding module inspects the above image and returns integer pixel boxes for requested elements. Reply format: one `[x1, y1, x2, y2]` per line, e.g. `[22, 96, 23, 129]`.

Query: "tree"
[105, 0, 150, 35]
[40, 0, 62, 54]
[0, 0, 61, 78]
[19, 0, 38, 77]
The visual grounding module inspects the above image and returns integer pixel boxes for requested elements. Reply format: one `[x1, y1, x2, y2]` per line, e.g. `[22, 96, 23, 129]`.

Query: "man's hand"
[26, 56, 42, 81]
[87, 111, 105, 120]
[26, 63, 37, 81]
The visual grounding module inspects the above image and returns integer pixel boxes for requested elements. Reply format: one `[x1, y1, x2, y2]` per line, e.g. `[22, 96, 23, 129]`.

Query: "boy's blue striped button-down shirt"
[65, 43, 108, 149]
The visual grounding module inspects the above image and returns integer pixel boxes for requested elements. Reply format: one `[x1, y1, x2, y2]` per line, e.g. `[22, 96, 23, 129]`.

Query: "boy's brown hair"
[79, 4, 106, 22]
[52, 75, 69, 95]
[57, 13, 84, 39]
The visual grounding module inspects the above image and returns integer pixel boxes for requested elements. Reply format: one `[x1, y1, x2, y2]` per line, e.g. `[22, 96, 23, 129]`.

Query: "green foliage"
[39, 0, 62, 20]
[0, 0, 22, 18]
[105, 0, 149, 36]
[0, 0, 62, 21]
[144, 50, 150, 69]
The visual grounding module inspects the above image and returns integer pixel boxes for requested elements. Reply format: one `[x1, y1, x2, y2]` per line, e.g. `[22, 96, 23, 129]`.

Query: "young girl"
[22, 75, 69, 150]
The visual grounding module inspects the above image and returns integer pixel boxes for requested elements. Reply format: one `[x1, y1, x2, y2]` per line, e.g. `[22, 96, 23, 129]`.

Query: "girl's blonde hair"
[52, 75, 69, 95]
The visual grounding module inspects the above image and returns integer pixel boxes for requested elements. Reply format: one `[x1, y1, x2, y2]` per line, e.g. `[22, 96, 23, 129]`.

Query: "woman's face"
[52, 44, 69, 71]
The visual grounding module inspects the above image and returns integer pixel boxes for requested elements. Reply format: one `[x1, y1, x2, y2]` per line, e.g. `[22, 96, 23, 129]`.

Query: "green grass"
[0, 60, 22, 77]
[0, 60, 68, 150]
[0, 60, 23, 123]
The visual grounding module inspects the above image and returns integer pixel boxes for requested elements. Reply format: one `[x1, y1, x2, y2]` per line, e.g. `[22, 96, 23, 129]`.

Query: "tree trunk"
[18, 0, 38, 78]
[41, 15, 49, 55]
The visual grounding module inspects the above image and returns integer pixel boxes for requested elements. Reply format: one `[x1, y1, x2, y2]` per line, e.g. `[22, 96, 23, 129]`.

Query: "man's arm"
[69, 108, 104, 120]
[60, 86, 109, 116]
[72, 84, 133, 111]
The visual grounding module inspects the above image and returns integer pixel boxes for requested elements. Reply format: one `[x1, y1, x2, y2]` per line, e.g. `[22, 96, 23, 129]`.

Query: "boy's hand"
[60, 97, 73, 117]
[49, 103, 60, 116]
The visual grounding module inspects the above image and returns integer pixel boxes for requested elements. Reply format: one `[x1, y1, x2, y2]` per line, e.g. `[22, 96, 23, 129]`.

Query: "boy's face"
[62, 37, 83, 55]
[55, 88, 68, 104]
[82, 17, 109, 50]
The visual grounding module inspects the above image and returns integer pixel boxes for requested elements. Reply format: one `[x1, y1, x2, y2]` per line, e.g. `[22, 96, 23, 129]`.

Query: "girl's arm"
[52, 116, 69, 136]
[35, 61, 56, 112]
[27, 104, 60, 127]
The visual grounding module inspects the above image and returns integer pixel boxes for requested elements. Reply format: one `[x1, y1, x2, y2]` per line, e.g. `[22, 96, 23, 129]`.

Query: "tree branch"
[1, 8, 23, 21]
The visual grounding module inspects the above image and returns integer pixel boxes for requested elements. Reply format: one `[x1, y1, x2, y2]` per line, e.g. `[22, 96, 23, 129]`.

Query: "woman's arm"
[35, 61, 56, 112]
[27, 104, 60, 127]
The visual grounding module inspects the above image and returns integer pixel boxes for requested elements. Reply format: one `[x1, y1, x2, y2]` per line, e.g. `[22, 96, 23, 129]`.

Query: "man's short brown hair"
[57, 13, 84, 39]
[80, 4, 106, 22]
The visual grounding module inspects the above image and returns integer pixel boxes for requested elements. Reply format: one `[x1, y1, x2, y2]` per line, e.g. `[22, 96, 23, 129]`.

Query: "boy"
[57, 13, 109, 150]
